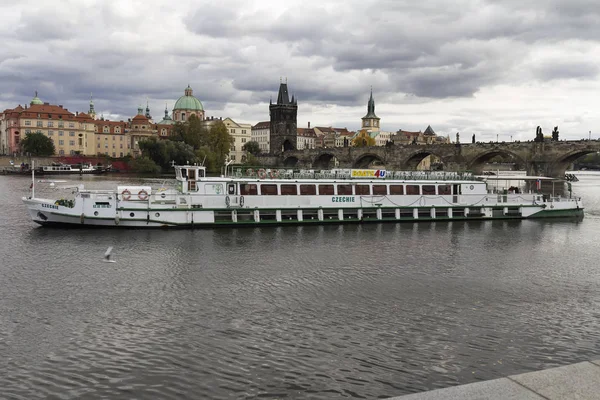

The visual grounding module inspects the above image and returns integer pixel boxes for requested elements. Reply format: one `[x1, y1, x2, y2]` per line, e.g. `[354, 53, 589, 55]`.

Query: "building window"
[25, 120, 31, 126]
[105, 144, 108, 148]
[59, 140, 64, 145]
[69, 140, 75, 146]
[230, 129, 235, 133]
[115, 127, 120, 133]
[58, 122, 64, 128]
[242, 130, 246, 134]
[97, 143, 100, 148]
[25, 129, 31, 134]
[181, 113, 186, 121]
[69, 122, 74, 128]
[120, 152, 123, 157]
[112, 152, 116, 157]
[69, 131, 75, 136]
[103, 126, 109, 133]
[47, 121, 54, 127]
[120, 144, 123, 148]
[59, 131, 64, 136]
[37, 121, 43, 127]
[70, 150, 75, 155]
[231, 155, 236, 161]
[59, 150, 64, 155]
[242, 138, 246, 143]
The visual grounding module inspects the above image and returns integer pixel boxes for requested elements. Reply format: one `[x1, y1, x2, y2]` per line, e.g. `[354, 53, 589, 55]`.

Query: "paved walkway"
[389, 359, 600, 399]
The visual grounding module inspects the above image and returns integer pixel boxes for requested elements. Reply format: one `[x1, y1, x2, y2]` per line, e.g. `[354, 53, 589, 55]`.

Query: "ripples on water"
[1, 173, 600, 399]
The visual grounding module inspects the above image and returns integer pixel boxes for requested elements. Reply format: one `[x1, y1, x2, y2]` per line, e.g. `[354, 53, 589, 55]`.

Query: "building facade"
[1, 93, 96, 156]
[269, 82, 297, 154]
[296, 127, 316, 150]
[251, 121, 270, 152]
[94, 119, 130, 157]
[222, 117, 251, 163]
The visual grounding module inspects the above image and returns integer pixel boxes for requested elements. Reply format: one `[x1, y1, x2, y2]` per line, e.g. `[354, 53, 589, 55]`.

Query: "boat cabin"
[175, 165, 206, 193]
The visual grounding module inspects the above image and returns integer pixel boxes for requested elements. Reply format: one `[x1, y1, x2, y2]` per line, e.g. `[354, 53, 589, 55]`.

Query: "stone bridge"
[257, 140, 600, 178]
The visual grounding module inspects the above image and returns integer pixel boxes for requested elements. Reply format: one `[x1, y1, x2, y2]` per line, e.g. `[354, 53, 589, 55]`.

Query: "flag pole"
[31, 160, 35, 199]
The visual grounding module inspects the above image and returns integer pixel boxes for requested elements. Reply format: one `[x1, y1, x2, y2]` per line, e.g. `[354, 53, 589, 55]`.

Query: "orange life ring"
[121, 189, 131, 200]
[138, 190, 149, 201]
[246, 168, 255, 176]
[269, 169, 280, 179]
[258, 169, 267, 179]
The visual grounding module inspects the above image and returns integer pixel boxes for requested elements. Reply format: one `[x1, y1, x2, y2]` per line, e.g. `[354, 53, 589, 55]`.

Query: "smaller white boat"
[36, 163, 109, 175]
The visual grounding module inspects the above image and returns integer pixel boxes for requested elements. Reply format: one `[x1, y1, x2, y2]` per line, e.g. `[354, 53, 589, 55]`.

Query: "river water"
[1, 172, 600, 399]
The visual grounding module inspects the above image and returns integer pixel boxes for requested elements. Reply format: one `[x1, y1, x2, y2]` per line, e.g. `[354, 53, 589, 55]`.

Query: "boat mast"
[31, 160, 35, 199]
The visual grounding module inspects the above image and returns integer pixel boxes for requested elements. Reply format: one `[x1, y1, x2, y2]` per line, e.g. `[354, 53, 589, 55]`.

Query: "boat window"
[406, 185, 420, 195]
[390, 185, 404, 195]
[260, 184, 278, 195]
[422, 185, 436, 195]
[240, 184, 258, 195]
[228, 183, 236, 195]
[300, 184, 317, 195]
[355, 185, 370, 195]
[280, 184, 297, 195]
[318, 184, 334, 195]
[373, 185, 387, 195]
[438, 184, 451, 195]
[337, 184, 353, 195]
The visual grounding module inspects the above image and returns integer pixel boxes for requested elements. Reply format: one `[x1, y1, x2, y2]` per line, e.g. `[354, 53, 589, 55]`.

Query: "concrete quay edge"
[388, 358, 600, 400]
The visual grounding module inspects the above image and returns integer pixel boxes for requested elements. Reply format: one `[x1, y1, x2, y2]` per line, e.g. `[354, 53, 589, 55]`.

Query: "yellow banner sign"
[351, 169, 387, 178]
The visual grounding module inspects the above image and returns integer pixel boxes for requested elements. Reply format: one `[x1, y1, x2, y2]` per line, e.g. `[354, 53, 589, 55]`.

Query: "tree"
[138, 138, 199, 171]
[351, 130, 376, 147]
[129, 156, 161, 175]
[243, 141, 261, 155]
[20, 132, 55, 156]
[205, 121, 234, 172]
[243, 153, 258, 166]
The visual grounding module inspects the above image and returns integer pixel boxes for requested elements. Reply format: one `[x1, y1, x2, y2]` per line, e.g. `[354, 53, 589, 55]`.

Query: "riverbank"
[389, 358, 600, 399]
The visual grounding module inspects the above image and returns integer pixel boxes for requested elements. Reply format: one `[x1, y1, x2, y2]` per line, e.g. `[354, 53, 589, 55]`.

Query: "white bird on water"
[103, 247, 116, 263]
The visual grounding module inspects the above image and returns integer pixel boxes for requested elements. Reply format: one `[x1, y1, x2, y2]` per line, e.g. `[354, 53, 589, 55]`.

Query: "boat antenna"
[201, 155, 206, 166]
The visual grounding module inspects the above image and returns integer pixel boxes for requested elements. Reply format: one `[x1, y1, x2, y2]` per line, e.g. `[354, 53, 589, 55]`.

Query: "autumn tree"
[352, 130, 376, 147]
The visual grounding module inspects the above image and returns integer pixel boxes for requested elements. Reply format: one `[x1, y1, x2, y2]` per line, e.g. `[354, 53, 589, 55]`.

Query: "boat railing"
[232, 167, 475, 181]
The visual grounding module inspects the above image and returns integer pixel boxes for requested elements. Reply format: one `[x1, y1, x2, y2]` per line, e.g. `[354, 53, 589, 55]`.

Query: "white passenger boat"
[36, 163, 109, 175]
[22, 163, 583, 228]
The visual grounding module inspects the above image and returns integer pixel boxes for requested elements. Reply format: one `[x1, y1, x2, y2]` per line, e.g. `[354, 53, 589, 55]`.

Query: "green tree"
[138, 138, 199, 171]
[242, 141, 261, 155]
[205, 121, 234, 173]
[129, 156, 161, 175]
[21, 132, 55, 156]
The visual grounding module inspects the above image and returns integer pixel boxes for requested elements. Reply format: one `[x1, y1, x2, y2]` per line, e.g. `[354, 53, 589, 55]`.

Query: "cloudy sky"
[1, 0, 600, 141]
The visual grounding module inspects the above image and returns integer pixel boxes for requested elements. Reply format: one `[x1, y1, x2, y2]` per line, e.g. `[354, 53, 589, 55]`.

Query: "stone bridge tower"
[269, 81, 298, 154]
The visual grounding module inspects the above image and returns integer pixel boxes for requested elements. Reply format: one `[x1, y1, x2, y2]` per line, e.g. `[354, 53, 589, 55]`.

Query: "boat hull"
[23, 198, 584, 229]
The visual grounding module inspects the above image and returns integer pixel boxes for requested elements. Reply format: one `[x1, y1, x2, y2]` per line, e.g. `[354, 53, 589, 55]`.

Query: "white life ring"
[138, 190, 148, 201]
[240, 195, 244, 207]
[225, 195, 231, 207]
[121, 189, 131, 200]
[258, 169, 267, 179]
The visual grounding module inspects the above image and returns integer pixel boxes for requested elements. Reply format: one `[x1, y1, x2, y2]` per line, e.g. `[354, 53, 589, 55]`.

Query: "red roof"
[132, 114, 149, 122]
[252, 121, 270, 129]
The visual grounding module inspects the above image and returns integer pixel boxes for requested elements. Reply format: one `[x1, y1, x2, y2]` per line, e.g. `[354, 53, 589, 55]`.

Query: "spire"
[145, 98, 151, 119]
[137, 104, 143, 115]
[89, 92, 96, 117]
[362, 88, 379, 121]
[165, 103, 169, 118]
[185, 85, 193, 96]
[277, 82, 290, 105]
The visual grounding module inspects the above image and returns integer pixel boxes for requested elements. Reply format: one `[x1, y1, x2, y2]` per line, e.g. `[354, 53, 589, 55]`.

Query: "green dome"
[30, 91, 43, 105]
[173, 85, 204, 111]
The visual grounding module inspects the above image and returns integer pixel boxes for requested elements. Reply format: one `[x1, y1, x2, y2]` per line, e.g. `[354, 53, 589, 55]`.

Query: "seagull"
[103, 246, 115, 263]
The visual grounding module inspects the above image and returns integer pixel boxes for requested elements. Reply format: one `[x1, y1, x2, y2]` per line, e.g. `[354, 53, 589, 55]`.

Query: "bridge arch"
[353, 153, 385, 168]
[546, 149, 599, 177]
[467, 149, 526, 174]
[402, 150, 446, 170]
[314, 152, 337, 169]
[282, 156, 299, 167]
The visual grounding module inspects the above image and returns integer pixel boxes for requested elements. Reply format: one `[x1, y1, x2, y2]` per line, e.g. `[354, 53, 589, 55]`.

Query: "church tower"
[269, 80, 298, 154]
[88, 93, 96, 120]
[361, 89, 380, 132]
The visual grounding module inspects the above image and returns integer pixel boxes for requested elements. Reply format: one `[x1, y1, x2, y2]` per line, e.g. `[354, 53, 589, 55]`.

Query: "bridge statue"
[472, 134, 475, 144]
[456, 132, 460, 144]
[552, 126, 559, 141]
[535, 126, 544, 142]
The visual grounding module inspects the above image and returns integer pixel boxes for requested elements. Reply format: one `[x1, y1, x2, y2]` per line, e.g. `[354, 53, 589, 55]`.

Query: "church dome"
[173, 85, 204, 111]
[30, 91, 43, 105]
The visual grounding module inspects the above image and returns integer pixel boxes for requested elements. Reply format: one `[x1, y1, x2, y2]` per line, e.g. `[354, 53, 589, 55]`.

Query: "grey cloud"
[534, 61, 599, 81]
